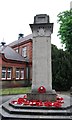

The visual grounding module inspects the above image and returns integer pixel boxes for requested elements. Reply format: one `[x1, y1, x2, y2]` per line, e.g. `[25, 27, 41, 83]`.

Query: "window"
[2, 67, 6, 79]
[20, 69, 24, 79]
[22, 47, 27, 57]
[16, 68, 20, 79]
[7, 68, 11, 79]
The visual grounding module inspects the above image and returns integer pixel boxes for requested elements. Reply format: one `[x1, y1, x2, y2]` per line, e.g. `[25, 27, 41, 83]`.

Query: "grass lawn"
[0, 87, 70, 96]
[0, 87, 31, 95]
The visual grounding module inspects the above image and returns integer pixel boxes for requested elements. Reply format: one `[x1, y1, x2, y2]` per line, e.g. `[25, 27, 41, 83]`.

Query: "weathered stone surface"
[34, 14, 50, 24]
[28, 14, 56, 101]
[30, 14, 54, 93]
[27, 92, 56, 101]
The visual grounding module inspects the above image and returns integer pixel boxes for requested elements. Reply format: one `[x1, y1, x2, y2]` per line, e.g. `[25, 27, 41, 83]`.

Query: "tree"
[57, 10, 72, 54]
[52, 44, 72, 91]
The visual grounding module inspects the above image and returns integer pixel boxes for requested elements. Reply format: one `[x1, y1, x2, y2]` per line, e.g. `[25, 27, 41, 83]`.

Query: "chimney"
[1, 41, 6, 46]
[18, 33, 24, 39]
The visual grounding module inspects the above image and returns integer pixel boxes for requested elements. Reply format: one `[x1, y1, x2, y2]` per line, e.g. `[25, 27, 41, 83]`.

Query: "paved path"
[57, 91, 70, 96]
[0, 95, 21, 105]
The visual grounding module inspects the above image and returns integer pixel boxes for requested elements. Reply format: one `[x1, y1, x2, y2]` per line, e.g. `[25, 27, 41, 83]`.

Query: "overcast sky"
[0, 0, 71, 48]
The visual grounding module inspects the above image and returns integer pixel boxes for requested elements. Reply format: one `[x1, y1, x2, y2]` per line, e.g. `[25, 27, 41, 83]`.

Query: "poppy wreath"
[38, 86, 46, 93]
[11, 94, 64, 107]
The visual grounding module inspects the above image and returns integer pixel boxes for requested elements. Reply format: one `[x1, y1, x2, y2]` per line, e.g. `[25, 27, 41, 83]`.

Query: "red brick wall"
[0, 39, 32, 87]
[12, 40, 32, 82]
[13, 41, 32, 62]
[1, 58, 27, 80]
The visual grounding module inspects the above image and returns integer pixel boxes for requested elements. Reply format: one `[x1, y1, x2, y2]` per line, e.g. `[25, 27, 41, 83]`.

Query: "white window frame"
[22, 47, 27, 57]
[16, 68, 20, 79]
[7, 68, 11, 80]
[2, 67, 6, 80]
[20, 69, 24, 79]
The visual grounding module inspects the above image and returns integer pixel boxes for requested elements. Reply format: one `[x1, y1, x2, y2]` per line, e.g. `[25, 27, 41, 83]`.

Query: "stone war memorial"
[27, 14, 56, 101]
[0, 14, 71, 120]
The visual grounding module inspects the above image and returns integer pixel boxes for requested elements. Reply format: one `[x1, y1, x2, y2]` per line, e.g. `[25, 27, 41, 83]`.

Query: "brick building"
[0, 34, 32, 88]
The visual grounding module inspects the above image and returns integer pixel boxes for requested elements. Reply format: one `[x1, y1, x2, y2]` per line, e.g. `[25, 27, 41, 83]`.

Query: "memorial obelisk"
[27, 14, 56, 101]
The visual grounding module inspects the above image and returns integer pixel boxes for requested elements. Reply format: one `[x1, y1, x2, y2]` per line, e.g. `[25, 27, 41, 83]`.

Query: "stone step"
[0, 95, 71, 120]
[2, 103, 71, 116]
[1, 108, 71, 120]
[9, 103, 68, 110]
[0, 102, 71, 120]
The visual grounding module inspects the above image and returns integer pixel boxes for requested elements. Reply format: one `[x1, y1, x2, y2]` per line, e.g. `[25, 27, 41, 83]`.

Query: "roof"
[1, 46, 28, 62]
[9, 34, 32, 47]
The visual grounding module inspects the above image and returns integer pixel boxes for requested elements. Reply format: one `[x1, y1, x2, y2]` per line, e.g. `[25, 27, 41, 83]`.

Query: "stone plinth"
[27, 91, 56, 101]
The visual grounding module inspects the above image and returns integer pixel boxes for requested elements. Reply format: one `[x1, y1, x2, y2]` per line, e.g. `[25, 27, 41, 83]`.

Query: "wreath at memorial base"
[38, 86, 46, 93]
[11, 94, 64, 108]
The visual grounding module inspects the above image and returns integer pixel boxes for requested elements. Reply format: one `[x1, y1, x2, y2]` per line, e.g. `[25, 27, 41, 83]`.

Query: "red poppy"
[23, 94, 27, 99]
[36, 101, 43, 106]
[57, 100, 64, 103]
[44, 101, 49, 106]
[17, 98, 25, 104]
[38, 86, 46, 93]
[24, 100, 30, 105]
[57, 96, 64, 100]
[53, 102, 62, 107]
[29, 101, 36, 106]
[11, 100, 17, 104]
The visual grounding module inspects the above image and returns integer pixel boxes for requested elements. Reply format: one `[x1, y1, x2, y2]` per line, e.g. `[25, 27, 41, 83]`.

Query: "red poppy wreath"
[38, 86, 46, 93]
